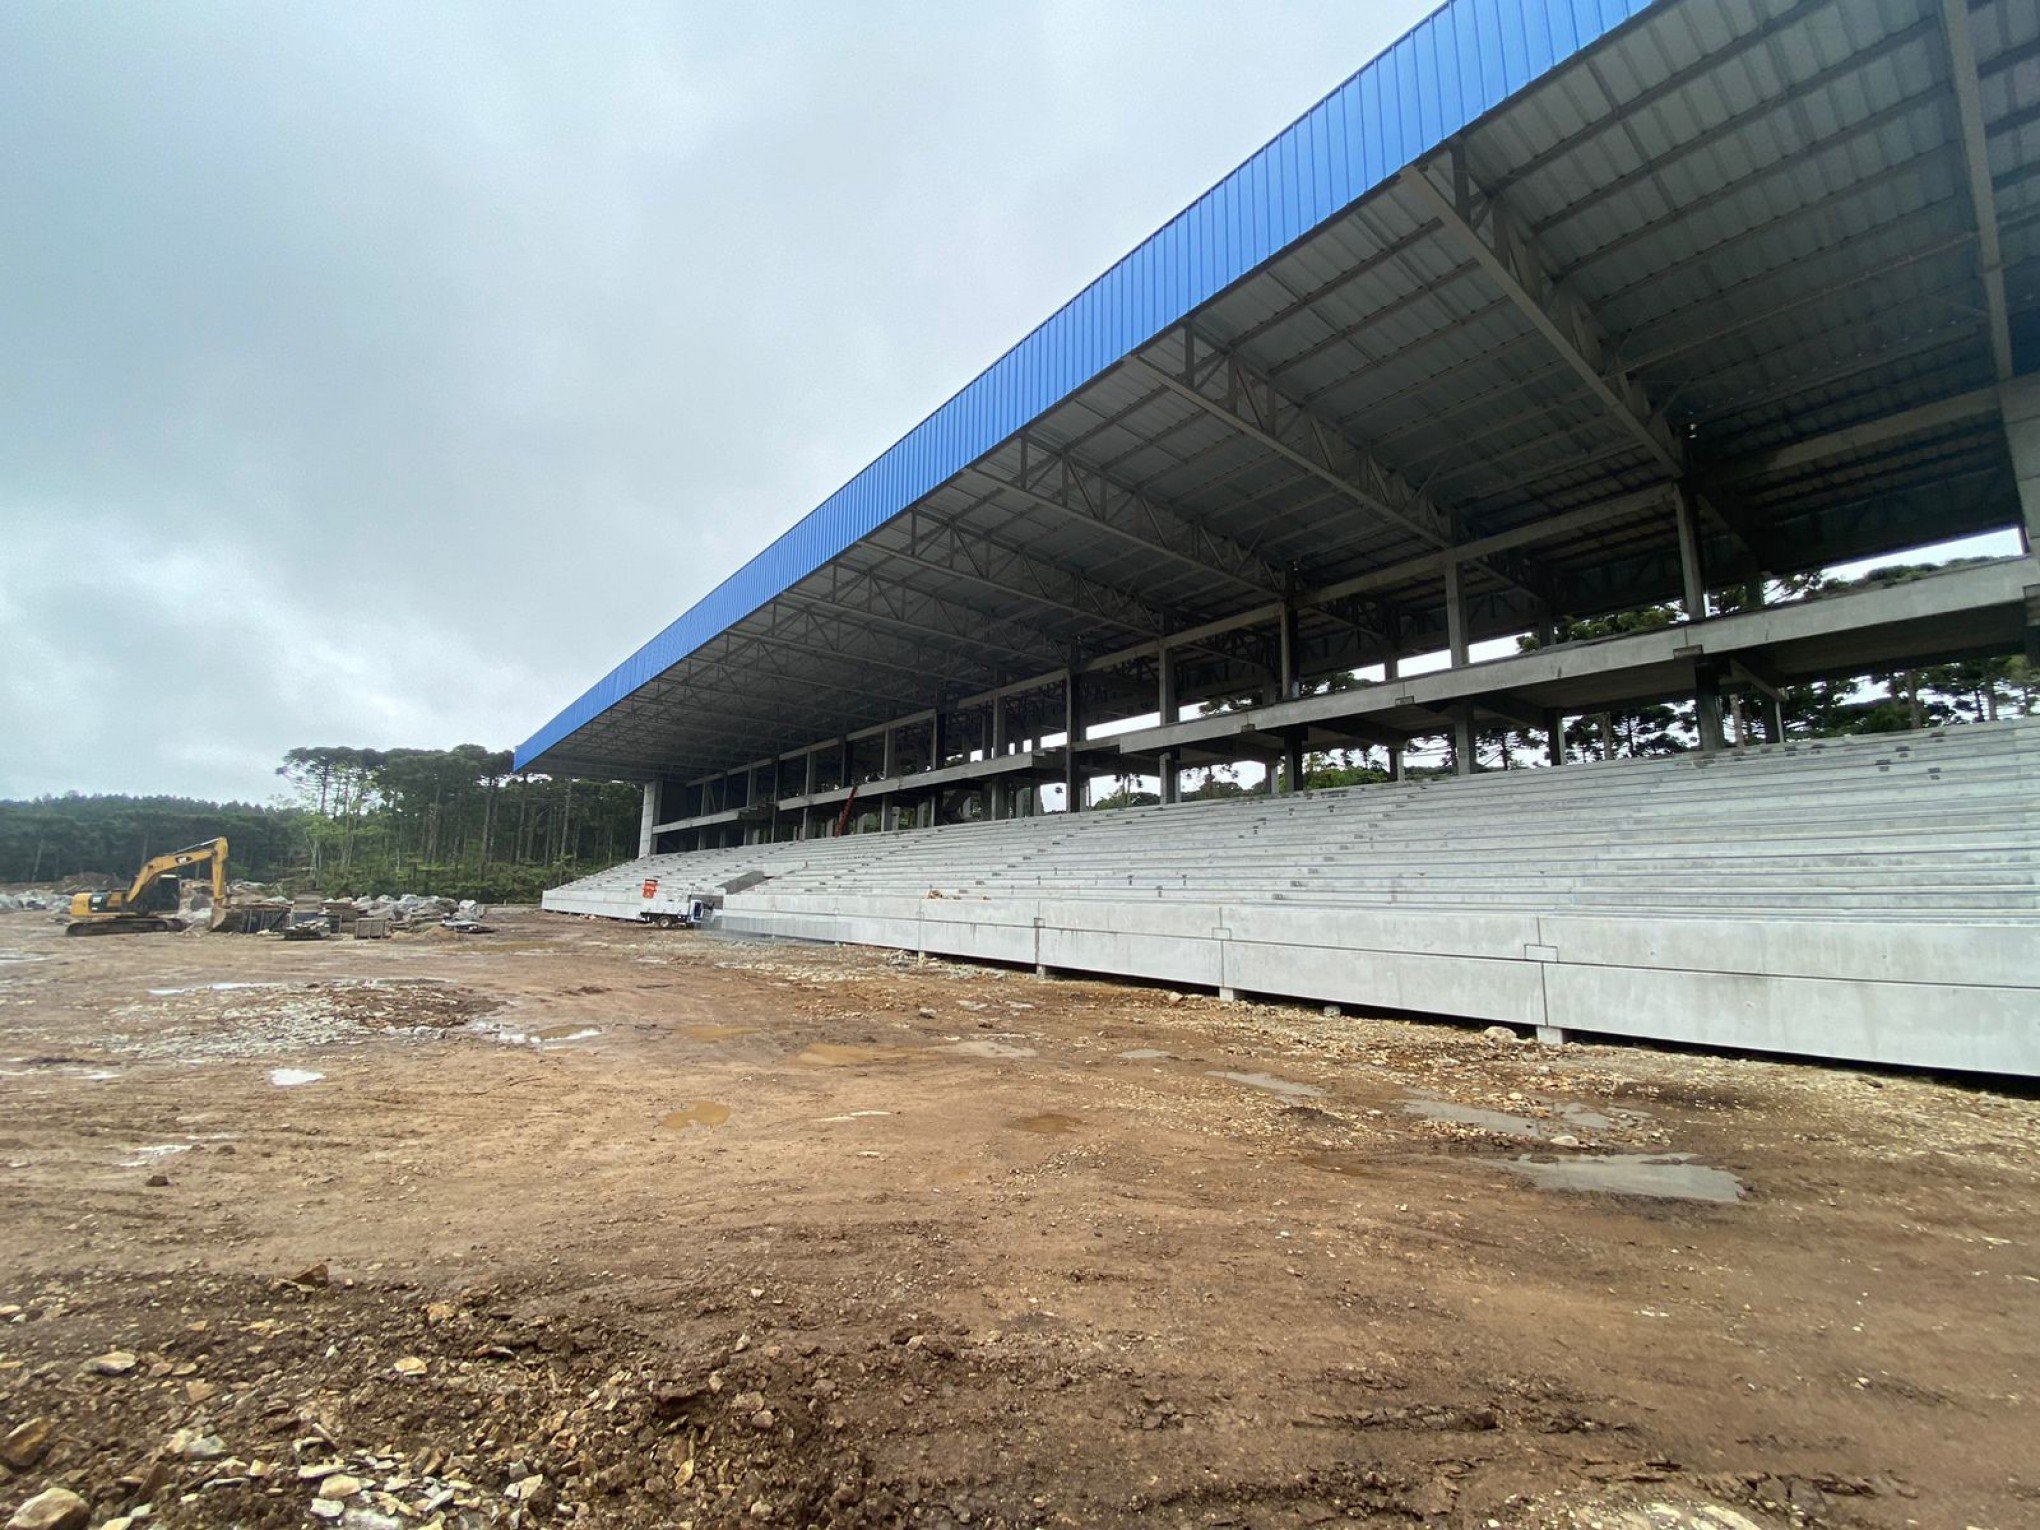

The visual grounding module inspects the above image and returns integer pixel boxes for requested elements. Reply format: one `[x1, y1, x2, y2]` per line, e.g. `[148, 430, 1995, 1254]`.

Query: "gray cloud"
[1, 0, 1433, 800]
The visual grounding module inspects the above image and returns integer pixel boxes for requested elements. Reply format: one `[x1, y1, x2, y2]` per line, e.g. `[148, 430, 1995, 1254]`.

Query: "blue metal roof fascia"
[516, 0, 1657, 773]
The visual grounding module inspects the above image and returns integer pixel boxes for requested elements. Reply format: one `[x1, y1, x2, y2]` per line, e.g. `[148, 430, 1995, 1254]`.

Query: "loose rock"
[0, 1419, 52, 1471]
[84, 1350, 136, 1376]
[5, 1488, 88, 1530]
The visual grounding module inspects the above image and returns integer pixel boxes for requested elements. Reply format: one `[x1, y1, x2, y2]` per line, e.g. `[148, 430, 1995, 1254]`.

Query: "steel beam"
[966, 438, 1284, 599]
[881, 507, 1172, 635]
[1722, 387, 2002, 480]
[1401, 154, 1682, 479]
[1127, 341, 1453, 550]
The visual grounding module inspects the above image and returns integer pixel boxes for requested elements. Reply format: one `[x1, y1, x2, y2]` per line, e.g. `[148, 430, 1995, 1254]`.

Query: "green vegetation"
[0, 746, 642, 900]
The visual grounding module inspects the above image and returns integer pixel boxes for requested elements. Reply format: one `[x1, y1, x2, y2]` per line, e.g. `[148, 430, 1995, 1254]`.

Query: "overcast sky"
[0, 0, 1451, 803]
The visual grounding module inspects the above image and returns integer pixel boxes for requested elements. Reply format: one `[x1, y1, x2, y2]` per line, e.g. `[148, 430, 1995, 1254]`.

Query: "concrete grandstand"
[521, 0, 2040, 1074]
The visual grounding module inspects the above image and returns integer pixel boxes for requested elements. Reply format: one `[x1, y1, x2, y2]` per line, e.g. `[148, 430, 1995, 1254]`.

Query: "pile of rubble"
[0, 893, 60, 914]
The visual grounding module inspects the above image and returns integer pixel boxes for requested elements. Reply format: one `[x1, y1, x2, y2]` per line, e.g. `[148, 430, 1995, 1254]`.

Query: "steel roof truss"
[888, 507, 1172, 636]
[1940, 0, 2016, 381]
[982, 435, 1286, 598]
[1129, 335, 1453, 549]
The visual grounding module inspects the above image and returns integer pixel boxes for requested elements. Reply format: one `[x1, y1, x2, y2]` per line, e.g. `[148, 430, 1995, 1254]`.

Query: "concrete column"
[1453, 705, 1478, 777]
[1063, 666, 1082, 813]
[1283, 733, 1305, 794]
[930, 705, 947, 770]
[804, 751, 818, 795]
[1765, 696, 1786, 743]
[881, 726, 897, 779]
[837, 735, 853, 791]
[1675, 486, 1709, 622]
[2005, 374, 2040, 552]
[638, 781, 658, 857]
[1695, 662, 1727, 754]
[1157, 642, 1179, 724]
[1545, 712, 1565, 768]
[1158, 749, 1179, 805]
[1389, 742, 1405, 783]
[1278, 599, 1300, 699]
[992, 696, 1009, 756]
[1443, 559, 1470, 668]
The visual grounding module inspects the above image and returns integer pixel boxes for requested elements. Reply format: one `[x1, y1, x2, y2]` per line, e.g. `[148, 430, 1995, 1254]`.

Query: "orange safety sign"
[642, 878, 658, 898]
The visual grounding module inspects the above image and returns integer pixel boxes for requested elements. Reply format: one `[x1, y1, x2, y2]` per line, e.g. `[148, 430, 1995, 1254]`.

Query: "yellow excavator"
[66, 837, 231, 936]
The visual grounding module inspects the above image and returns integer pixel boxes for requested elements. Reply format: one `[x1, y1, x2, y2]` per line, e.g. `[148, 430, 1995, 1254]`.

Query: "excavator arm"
[120, 838, 230, 907]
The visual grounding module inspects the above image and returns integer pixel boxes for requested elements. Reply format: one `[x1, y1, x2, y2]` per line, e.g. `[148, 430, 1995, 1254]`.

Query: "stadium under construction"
[520, 0, 2040, 1076]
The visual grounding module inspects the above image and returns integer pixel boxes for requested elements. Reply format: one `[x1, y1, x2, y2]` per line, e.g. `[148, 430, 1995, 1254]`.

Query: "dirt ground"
[1, 909, 2035, 1530]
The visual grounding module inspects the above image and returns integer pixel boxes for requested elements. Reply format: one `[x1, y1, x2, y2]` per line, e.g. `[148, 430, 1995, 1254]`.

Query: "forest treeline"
[0, 746, 641, 900]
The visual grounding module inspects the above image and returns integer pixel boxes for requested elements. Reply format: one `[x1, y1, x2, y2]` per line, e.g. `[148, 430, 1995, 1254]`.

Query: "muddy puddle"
[1503, 1153, 1743, 1203]
[942, 1038, 1036, 1059]
[532, 1024, 602, 1044]
[1402, 1094, 1618, 1140]
[1208, 1070, 1326, 1100]
[680, 1023, 752, 1042]
[662, 1101, 731, 1130]
[1296, 1150, 1373, 1179]
[795, 1042, 923, 1066]
[1009, 1112, 1081, 1135]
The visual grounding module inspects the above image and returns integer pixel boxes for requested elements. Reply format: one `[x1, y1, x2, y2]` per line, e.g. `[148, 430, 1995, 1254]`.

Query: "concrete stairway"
[542, 720, 2040, 1073]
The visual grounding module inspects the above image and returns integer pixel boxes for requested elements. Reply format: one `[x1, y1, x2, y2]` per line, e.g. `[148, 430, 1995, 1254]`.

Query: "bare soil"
[1, 909, 2035, 1530]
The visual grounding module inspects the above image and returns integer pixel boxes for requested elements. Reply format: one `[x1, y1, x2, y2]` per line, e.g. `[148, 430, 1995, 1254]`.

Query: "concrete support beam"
[1283, 732, 1306, 795]
[2005, 375, 2040, 552]
[1545, 711, 1565, 767]
[1278, 597, 1301, 699]
[1444, 559, 1470, 667]
[881, 727, 897, 779]
[1451, 702, 1477, 777]
[1675, 487, 1709, 622]
[1064, 667, 1082, 813]
[1159, 750, 1180, 805]
[1942, 0, 2016, 383]
[638, 782, 657, 858]
[1695, 661, 1727, 755]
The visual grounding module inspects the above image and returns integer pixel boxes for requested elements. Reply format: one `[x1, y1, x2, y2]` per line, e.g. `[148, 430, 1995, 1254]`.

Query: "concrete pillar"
[1675, 485, 1709, 622]
[1157, 642, 1179, 724]
[804, 751, 818, 795]
[1389, 743, 1405, 783]
[1695, 662, 1727, 754]
[1443, 559, 1469, 668]
[930, 705, 947, 770]
[1063, 666, 1082, 813]
[881, 726, 897, 780]
[1283, 732, 1305, 794]
[1451, 704, 1477, 777]
[837, 735, 853, 791]
[1158, 749, 1179, 805]
[2005, 374, 2040, 552]
[1545, 712, 1565, 768]
[638, 782, 658, 857]
[1765, 696, 1786, 743]
[992, 696, 1009, 756]
[1278, 599, 1300, 699]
